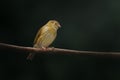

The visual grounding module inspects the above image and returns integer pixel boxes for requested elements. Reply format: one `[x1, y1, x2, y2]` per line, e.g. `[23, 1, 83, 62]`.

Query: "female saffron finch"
[27, 20, 61, 60]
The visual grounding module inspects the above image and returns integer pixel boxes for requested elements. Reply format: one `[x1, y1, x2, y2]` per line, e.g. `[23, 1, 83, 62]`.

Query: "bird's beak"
[58, 24, 61, 28]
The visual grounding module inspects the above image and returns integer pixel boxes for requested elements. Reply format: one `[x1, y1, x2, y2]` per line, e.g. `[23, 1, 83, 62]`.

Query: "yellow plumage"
[27, 20, 61, 60]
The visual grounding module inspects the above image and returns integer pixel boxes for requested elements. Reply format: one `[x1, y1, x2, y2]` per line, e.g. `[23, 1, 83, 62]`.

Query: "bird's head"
[47, 20, 61, 29]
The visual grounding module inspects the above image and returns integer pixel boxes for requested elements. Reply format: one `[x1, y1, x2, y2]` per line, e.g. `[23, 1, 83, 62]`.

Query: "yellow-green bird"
[27, 20, 61, 60]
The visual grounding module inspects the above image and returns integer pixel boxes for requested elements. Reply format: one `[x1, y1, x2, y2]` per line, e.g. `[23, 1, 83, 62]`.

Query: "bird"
[27, 20, 61, 60]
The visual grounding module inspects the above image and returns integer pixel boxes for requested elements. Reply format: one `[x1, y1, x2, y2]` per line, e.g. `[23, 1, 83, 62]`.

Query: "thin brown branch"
[0, 43, 120, 57]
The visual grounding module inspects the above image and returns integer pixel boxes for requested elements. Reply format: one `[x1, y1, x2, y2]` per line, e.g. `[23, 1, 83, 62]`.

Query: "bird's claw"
[41, 47, 47, 51]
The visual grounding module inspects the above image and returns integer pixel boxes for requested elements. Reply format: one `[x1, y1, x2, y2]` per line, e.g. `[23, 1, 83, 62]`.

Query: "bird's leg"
[46, 46, 54, 51]
[51, 47, 55, 51]
[41, 46, 47, 51]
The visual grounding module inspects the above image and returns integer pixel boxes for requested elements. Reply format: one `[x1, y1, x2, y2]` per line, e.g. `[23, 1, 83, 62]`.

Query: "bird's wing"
[33, 25, 48, 44]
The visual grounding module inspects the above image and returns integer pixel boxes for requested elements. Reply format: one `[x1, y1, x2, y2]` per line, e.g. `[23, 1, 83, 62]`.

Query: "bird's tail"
[27, 44, 37, 60]
[27, 53, 36, 60]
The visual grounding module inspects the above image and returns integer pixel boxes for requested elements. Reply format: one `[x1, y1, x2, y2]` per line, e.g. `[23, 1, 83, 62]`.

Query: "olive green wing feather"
[33, 25, 48, 44]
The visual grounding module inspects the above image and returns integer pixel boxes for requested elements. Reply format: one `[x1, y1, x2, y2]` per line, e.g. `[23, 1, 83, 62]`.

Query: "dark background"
[0, 0, 120, 80]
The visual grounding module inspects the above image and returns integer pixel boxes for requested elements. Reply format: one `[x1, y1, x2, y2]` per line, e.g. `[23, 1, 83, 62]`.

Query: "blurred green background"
[0, 0, 120, 80]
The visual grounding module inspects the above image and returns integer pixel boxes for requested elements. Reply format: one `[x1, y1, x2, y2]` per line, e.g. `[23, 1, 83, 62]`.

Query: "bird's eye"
[55, 23, 57, 25]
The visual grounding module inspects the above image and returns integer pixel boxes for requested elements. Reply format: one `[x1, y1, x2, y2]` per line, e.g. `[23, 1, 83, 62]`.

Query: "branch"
[0, 43, 120, 57]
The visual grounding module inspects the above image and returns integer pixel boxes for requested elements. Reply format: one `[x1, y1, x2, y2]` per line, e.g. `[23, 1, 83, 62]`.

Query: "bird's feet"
[51, 47, 55, 50]
[41, 46, 47, 51]
[41, 46, 55, 51]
